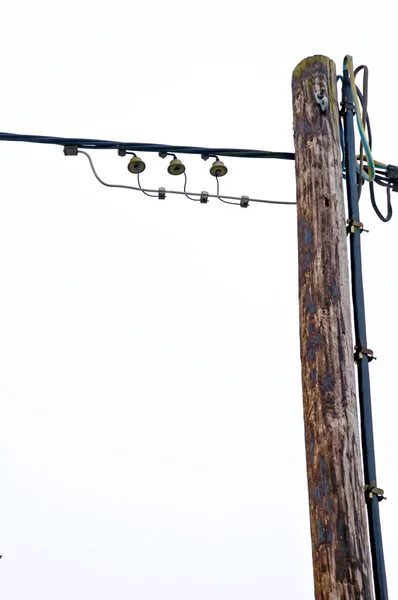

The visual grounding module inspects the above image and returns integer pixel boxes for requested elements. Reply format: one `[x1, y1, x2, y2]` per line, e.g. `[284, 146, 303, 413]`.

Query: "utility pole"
[292, 56, 374, 599]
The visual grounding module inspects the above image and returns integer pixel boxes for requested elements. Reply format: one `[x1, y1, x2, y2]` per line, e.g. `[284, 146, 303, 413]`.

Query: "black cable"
[370, 182, 393, 222]
[361, 166, 390, 187]
[75, 148, 295, 206]
[137, 173, 157, 197]
[354, 84, 372, 201]
[215, 177, 240, 206]
[354, 66, 369, 200]
[374, 176, 390, 186]
[355, 88, 373, 148]
[0, 131, 295, 160]
[183, 173, 199, 201]
[353, 86, 393, 222]
[343, 66, 389, 600]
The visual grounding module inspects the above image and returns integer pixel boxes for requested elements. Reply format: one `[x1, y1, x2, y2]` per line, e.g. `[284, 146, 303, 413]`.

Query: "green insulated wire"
[343, 55, 375, 182]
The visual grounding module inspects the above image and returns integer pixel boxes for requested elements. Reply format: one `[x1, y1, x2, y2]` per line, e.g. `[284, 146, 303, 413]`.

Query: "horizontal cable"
[0, 131, 295, 160]
[77, 150, 297, 206]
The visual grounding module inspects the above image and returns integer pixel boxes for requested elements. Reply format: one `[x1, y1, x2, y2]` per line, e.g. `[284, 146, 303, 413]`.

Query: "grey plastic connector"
[200, 191, 209, 204]
[64, 146, 78, 156]
[240, 196, 249, 208]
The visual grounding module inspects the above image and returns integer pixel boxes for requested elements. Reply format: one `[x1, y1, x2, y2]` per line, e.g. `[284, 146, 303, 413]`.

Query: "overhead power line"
[76, 150, 297, 206]
[1, 74, 397, 218]
[0, 132, 295, 160]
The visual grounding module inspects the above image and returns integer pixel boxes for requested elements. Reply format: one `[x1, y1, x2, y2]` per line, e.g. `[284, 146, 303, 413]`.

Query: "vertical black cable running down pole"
[342, 68, 389, 600]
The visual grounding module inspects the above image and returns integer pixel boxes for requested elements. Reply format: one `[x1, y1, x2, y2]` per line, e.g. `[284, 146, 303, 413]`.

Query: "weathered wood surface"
[292, 56, 374, 599]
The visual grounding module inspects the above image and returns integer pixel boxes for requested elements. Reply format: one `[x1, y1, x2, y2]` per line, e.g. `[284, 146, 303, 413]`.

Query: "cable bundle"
[341, 56, 396, 222]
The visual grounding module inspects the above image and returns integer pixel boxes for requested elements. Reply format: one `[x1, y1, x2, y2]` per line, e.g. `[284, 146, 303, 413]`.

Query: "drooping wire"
[370, 181, 392, 222]
[78, 150, 142, 193]
[339, 60, 394, 223]
[215, 177, 240, 206]
[354, 81, 393, 222]
[343, 55, 375, 181]
[137, 173, 157, 197]
[75, 149, 296, 206]
[354, 65, 369, 199]
[183, 173, 199, 201]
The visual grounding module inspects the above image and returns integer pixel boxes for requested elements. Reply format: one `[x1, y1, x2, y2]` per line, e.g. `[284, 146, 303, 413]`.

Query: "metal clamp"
[346, 219, 369, 234]
[158, 187, 166, 200]
[240, 196, 249, 208]
[315, 88, 328, 113]
[64, 146, 78, 156]
[340, 100, 355, 116]
[200, 191, 209, 204]
[385, 164, 398, 180]
[365, 482, 386, 502]
[354, 345, 376, 363]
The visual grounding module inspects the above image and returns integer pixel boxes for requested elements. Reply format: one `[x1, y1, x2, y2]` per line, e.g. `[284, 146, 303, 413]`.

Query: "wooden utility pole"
[292, 56, 374, 599]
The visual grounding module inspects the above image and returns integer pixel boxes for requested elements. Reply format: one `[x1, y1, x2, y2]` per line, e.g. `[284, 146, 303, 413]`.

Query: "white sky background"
[0, 1, 397, 598]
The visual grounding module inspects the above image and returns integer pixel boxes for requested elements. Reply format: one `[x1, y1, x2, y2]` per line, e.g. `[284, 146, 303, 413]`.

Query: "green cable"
[343, 55, 375, 181]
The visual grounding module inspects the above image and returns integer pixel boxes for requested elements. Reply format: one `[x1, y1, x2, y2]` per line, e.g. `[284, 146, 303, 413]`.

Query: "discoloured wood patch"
[292, 56, 374, 600]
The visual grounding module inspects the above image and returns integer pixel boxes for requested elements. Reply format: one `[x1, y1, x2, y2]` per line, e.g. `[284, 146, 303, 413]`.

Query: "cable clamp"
[200, 191, 209, 204]
[354, 345, 376, 363]
[240, 196, 249, 208]
[158, 187, 166, 200]
[385, 164, 398, 180]
[64, 146, 78, 156]
[365, 482, 386, 502]
[339, 100, 355, 116]
[346, 219, 369, 234]
[315, 88, 328, 113]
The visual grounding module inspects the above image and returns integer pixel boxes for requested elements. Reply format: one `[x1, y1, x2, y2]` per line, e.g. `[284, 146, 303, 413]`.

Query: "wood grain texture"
[292, 56, 374, 600]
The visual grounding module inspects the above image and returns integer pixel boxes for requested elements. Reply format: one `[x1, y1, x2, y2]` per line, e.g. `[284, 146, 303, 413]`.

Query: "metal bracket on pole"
[365, 482, 386, 502]
[354, 345, 376, 363]
[339, 100, 355, 116]
[347, 219, 369, 234]
[314, 87, 328, 113]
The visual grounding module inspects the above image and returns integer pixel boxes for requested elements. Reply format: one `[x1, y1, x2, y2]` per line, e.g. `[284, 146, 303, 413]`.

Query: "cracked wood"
[292, 55, 374, 600]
